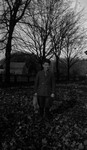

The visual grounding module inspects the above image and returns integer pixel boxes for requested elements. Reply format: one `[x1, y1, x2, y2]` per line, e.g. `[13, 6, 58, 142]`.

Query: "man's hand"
[51, 93, 55, 98]
[34, 93, 37, 96]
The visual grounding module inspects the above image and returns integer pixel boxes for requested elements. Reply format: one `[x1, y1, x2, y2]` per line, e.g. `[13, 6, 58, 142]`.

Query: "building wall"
[10, 62, 26, 74]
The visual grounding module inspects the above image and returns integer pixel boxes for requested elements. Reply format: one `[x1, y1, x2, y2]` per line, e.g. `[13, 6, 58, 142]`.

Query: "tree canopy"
[0, 0, 87, 82]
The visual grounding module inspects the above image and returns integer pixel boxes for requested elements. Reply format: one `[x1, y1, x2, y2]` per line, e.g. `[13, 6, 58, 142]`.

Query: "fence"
[0, 73, 35, 84]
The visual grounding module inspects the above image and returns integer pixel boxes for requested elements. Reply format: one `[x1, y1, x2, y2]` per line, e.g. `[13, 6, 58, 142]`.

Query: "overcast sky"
[78, 0, 87, 58]
[0, 0, 87, 60]
[79, 0, 87, 9]
[77, 0, 87, 26]
[71, 0, 87, 28]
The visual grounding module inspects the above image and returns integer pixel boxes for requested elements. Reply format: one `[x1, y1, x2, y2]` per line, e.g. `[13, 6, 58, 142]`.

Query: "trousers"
[37, 96, 52, 117]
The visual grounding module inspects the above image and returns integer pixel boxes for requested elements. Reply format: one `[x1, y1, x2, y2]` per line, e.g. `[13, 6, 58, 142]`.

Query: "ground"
[0, 83, 87, 150]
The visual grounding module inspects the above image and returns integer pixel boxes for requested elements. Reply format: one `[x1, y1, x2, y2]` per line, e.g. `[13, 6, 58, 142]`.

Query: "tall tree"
[0, 0, 31, 83]
[14, 0, 68, 66]
[61, 11, 87, 80]
[50, 5, 87, 80]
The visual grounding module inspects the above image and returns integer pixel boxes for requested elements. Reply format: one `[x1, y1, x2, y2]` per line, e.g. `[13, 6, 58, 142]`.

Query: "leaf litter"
[0, 84, 87, 149]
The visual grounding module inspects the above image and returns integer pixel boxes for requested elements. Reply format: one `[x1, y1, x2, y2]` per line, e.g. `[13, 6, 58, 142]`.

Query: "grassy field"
[0, 83, 87, 150]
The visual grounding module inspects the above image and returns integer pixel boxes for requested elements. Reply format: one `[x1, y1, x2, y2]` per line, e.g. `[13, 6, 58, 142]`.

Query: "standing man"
[34, 59, 55, 120]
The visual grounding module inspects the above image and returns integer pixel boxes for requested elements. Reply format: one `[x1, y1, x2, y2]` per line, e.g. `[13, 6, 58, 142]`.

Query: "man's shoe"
[45, 113, 52, 122]
[38, 115, 44, 122]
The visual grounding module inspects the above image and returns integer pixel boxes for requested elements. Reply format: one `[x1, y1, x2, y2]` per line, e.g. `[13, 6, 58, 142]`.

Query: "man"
[34, 59, 55, 120]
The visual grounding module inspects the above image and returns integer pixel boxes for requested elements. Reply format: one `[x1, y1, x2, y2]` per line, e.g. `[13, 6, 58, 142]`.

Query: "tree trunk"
[67, 58, 70, 81]
[43, 47, 45, 61]
[67, 67, 70, 81]
[5, 27, 14, 84]
[5, 41, 11, 84]
[55, 55, 60, 81]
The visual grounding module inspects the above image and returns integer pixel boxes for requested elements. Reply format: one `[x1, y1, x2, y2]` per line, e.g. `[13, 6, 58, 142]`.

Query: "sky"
[77, 0, 87, 58]
[0, 0, 87, 60]
[79, 0, 87, 10]
[77, 0, 87, 27]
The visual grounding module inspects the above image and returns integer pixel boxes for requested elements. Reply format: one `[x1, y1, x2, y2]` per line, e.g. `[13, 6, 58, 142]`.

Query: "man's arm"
[34, 72, 39, 95]
[51, 72, 55, 97]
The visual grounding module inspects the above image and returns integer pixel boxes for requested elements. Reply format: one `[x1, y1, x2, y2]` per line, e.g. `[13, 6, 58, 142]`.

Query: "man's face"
[43, 62, 50, 71]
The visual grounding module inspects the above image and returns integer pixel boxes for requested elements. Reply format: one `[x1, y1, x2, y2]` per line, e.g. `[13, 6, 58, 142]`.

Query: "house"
[0, 52, 39, 82]
[10, 62, 28, 74]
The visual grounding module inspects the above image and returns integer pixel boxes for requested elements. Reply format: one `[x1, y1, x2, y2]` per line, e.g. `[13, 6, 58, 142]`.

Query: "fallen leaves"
[0, 84, 87, 149]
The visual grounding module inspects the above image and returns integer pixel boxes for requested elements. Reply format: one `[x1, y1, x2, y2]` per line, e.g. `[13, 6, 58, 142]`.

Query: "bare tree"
[5, 0, 86, 81]
[14, 0, 69, 67]
[0, 0, 31, 83]
[61, 11, 87, 80]
[49, 3, 87, 80]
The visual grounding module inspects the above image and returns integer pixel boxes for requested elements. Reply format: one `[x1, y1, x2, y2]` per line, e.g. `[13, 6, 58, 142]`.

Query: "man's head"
[42, 59, 51, 72]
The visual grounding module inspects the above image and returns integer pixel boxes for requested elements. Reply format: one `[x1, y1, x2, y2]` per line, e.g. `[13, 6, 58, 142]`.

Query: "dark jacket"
[34, 70, 55, 96]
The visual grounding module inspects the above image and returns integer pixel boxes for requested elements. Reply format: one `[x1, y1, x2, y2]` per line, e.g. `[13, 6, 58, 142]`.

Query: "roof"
[0, 52, 38, 64]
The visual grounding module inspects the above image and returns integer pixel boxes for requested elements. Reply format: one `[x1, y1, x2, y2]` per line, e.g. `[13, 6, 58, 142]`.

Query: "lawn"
[0, 83, 87, 150]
